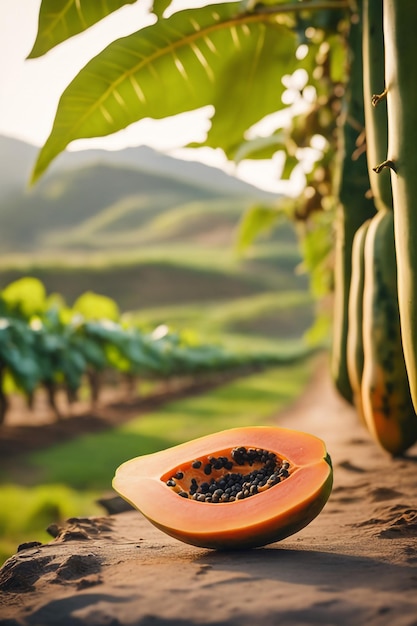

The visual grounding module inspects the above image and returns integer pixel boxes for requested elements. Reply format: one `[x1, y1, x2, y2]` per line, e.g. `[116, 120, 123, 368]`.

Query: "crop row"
[0, 278, 288, 424]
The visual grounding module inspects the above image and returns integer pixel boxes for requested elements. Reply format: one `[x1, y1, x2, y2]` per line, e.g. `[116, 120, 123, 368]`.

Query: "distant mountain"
[0, 135, 278, 253]
[0, 136, 39, 195]
[0, 135, 277, 200]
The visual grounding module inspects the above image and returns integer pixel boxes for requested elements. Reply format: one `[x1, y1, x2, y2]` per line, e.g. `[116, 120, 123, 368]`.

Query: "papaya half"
[112, 426, 333, 550]
[383, 0, 417, 414]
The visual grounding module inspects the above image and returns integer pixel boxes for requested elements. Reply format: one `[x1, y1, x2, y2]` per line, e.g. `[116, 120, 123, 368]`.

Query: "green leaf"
[281, 153, 299, 179]
[74, 336, 108, 369]
[0, 320, 40, 393]
[233, 132, 286, 163]
[31, 2, 298, 183]
[328, 33, 345, 83]
[235, 203, 286, 253]
[152, 0, 172, 19]
[2, 278, 47, 319]
[28, 0, 138, 58]
[298, 210, 334, 298]
[73, 292, 120, 321]
[61, 349, 86, 390]
[191, 28, 298, 158]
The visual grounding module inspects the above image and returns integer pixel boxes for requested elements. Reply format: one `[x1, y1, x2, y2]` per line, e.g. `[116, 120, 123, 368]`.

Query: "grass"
[0, 244, 309, 313]
[0, 358, 314, 565]
[126, 290, 314, 342]
[0, 485, 102, 566]
[50, 199, 245, 248]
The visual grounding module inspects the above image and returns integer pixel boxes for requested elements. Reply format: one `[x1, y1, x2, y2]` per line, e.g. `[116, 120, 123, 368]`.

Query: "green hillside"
[0, 136, 314, 344]
[0, 242, 308, 309]
[0, 136, 276, 254]
[0, 163, 238, 252]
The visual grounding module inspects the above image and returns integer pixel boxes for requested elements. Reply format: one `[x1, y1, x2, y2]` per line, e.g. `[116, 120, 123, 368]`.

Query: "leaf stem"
[371, 88, 388, 107]
[249, 0, 351, 16]
[373, 159, 397, 174]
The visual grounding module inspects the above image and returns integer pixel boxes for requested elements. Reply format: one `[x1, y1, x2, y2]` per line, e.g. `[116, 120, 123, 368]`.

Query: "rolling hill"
[0, 136, 314, 342]
[0, 135, 279, 254]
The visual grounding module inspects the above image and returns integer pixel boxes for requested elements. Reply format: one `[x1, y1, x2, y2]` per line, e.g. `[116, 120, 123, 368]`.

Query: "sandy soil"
[1, 357, 417, 626]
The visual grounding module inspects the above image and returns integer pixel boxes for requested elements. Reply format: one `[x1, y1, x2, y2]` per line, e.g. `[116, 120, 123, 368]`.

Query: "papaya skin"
[113, 426, 333, 550]
[383, 0, 417, 414]
[361, 210, 417, 455]
[346, 219, 371, 422]
[331, 1, 376, 404]
[362, 0, 392, 212]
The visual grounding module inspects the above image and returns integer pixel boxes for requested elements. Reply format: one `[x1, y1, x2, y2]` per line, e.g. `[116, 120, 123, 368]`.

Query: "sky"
[0, 0, 294, 193]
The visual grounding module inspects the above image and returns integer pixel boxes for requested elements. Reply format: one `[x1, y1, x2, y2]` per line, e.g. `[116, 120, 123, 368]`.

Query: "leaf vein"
[129, 76, 146, 104]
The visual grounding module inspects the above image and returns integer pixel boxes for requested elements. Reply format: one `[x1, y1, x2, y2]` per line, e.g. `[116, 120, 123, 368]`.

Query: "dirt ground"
[1, 356, 417, 626]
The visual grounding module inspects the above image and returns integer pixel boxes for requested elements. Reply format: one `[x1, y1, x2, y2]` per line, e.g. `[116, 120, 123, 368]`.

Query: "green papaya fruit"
[346, 219, 371, 421]
[384, 0, 417, 413]
[361, 209, 417, 455]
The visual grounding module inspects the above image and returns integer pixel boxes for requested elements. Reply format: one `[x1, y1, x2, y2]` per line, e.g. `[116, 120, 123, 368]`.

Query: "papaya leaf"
[2, 278, 47, 320]
[152, 0, 172, 19]
[31, 2, 299, 183]
[239, 0, 346, 12]
[0, 321, 40, 393]
[124, 339, 165, 373]
[105, 343, 131, 372]
[192, 28, 298, 158]
[281, 153, 299, 179]
[235, 203, 288, 253]
[72, 292, 120, 321]
[233, 132, 286, 163]
[74, 336, 108, 370]
[28, 0, 138, 58]
[5, 351, 40, 394]
[298, 210, 334, 298]
[328, 33, 346, 83]
[61, 349, 87, 390]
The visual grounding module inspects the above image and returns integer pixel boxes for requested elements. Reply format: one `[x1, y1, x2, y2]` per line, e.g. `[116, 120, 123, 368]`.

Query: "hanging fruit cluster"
[332, 0, 417, 455]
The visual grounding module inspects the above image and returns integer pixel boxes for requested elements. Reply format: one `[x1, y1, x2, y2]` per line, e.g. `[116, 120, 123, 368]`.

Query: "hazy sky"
[0, 1, 290, 193]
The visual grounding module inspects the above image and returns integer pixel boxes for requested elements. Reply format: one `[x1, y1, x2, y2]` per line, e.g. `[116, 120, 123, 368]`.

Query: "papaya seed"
[165, 446, 291, 504]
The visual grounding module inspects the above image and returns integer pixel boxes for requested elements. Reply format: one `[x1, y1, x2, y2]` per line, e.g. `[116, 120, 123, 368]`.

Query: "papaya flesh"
[112, 426, 333, 550]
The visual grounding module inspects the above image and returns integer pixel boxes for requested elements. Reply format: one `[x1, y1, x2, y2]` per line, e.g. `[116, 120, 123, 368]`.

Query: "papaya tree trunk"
[0, 367, 8, 426]
[87, 370, 101, 409]
[331, 0, 376, 404]
[44, 381, 62, 421]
